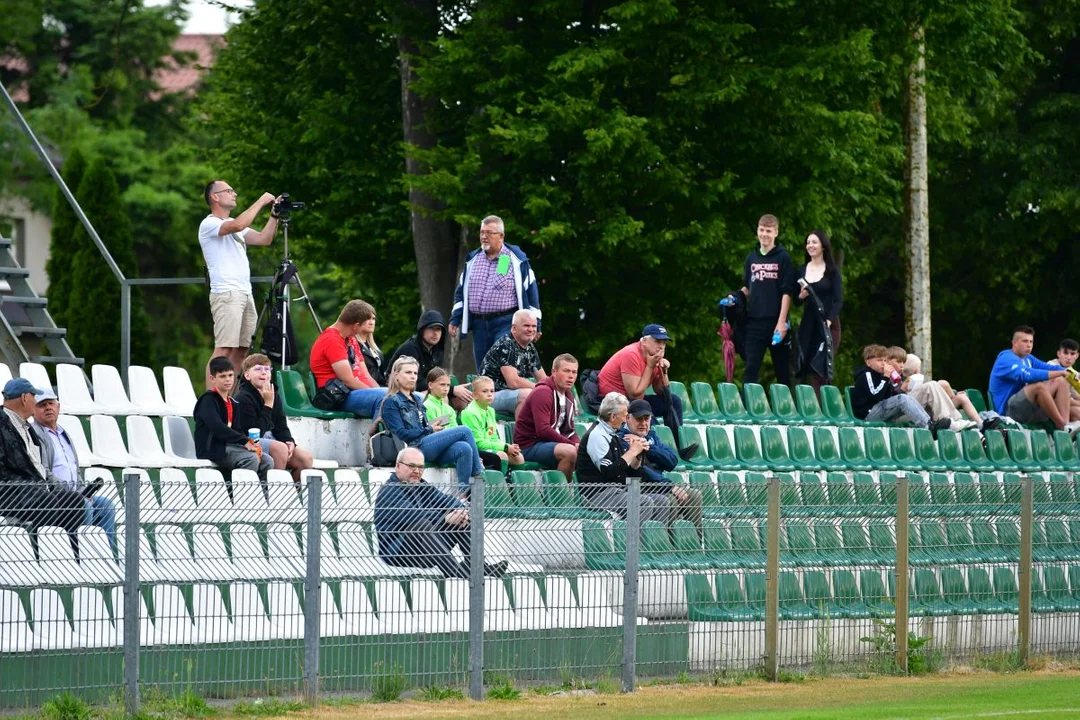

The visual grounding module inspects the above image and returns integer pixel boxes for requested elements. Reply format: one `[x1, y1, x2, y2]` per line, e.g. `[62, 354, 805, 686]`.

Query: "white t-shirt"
[199, 214, 252, 294]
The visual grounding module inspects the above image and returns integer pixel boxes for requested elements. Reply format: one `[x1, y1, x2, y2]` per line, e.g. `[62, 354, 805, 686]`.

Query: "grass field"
[296, 669, 1080, 720]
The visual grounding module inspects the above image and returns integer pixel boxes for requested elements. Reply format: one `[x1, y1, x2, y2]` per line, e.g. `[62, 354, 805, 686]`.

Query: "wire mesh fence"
[2, 450, 1079, 709]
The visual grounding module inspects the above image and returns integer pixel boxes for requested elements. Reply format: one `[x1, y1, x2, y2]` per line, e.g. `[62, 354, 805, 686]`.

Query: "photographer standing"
[199, 180, 281, 383]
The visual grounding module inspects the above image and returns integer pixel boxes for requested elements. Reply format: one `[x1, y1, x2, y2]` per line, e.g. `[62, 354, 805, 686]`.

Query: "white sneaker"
[1064, 420, 1080, 437]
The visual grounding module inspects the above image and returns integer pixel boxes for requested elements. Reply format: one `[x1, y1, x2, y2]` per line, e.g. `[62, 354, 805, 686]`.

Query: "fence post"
[303, 471, 322, 704]
[122, 470, 141, 715]
[895, 474, 910, 674]
[468, 475, 485, 701]
[622, 475, 640, 693]
[764, 475, 780, 681]
[120, 281, 131, 379]
[1018, 475, 1033, 664]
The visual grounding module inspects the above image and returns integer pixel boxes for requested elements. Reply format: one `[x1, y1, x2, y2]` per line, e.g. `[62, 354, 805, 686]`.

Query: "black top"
[795, 264, 843, 323]
[793, 263, 843, 379]
[360, 341, 387, 386]
[387, 310, 447, 392]
[232, 379, 295, 445]
[193, 390, 250, 463]
[850, 365, 895, 420]
[742, 244, 796, 320]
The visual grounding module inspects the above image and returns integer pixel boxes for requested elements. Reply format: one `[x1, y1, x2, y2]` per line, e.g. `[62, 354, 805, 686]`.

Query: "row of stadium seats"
[3, 362, 197, 417]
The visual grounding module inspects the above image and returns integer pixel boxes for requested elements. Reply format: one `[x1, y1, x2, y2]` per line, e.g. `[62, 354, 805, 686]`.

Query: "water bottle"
[771, 330, 782, 345]
[718, 296, 735, 307]
[248, 428, 262, 458]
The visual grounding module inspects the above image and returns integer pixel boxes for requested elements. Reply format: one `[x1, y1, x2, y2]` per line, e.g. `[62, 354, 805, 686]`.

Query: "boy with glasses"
[232, 353, 314, 484]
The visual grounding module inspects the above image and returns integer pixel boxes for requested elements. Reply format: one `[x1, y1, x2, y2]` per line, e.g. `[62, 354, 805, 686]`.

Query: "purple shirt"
[467, 246, 518, 315]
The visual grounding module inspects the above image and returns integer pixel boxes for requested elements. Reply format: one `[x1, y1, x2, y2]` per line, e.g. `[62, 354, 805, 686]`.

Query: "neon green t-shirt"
[423, 394, 459, 427]
[460, 401, 503, 452]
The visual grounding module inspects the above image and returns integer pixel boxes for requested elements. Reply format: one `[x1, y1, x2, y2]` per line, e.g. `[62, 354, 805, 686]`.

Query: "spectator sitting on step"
[232, 353, 314, 485]
[1046, 338, 1080, 417]
[597, 324, 698, 461]
[576, 392, 673, 523]
[374, 447, 507, 578]
[477, 309, 546, 419]
[387, 309, 473, 411]
[379, 356, 485, 498]
[309, 300, 388, 417]
[30, 389, 117, 550]
[460, 375, 524, 473]
[617, 399, 703, 533]
[423, 368, 460, 428]
[989, 325, 1080, 432]
[194, 356, 273, 490]
[0, 379, 85, 538]
[513, 353, 580, 482]
[886, 346, 980, 429]
[851, 345, 951, 436]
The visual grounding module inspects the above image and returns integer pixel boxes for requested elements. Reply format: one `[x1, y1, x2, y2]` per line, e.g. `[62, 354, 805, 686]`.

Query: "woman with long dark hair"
[794, 230, 843, 392]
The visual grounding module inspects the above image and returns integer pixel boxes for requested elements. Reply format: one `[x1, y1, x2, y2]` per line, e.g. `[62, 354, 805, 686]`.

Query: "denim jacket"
[379, 391, 433, 445]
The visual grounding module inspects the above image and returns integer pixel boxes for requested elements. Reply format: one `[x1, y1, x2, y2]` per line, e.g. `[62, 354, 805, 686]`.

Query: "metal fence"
[1, 465, 1076, 710]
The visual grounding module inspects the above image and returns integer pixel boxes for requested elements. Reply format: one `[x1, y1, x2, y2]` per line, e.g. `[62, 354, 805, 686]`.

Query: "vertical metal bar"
[895, 474, 910, 674]
[120, 281, 131, 379]
[303, 472, 322, 704]
[622, 475, 641, 693]
[1018, 475, 1033, 664]
[122, 470, 141, 714]
[468, 476, 485, 701]
[764, 475, 780, 681]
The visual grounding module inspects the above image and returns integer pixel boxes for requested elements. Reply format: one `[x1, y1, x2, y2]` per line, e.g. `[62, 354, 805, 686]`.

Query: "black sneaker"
[927, 417, 952, 439]
[678, 443, 700, 462]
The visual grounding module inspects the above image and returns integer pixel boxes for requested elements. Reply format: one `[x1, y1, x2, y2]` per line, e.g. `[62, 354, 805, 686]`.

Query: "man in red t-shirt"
[598, 324, 697, 461]
[309, 300, 387, 417]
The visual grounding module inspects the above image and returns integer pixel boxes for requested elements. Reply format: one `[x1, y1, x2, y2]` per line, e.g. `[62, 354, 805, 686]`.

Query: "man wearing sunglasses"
[199, 179, 283, 384]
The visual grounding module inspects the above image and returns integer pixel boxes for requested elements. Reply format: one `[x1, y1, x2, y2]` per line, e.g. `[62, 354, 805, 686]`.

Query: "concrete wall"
[0, 194, 52, 292]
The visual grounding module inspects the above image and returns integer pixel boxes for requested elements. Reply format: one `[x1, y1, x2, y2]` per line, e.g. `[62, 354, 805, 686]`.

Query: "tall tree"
[904, 28, 932, 373]
[44, 146, 86, 328]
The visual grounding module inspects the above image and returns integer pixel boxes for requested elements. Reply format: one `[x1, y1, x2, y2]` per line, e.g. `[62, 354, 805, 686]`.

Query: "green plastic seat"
[1039, 519, 1075, 563]
[852, 472, 882, 507]
[794, 385, 829, 424]
[1052, 431, 1080, 471]
[769, 384, 801, 424]
[937, 431, 973, 471]
[582, 520, 624, 571]
[804, 570, 844, 619]
[877, 472, 898, 507]
[687, 382, 723, 422]
[1048, 473, 1078, 515]
[1002, 473, 1023, 505]
[704, 426, 742, 471]
[863, 427, 898, 470]
[827, 473, 860, 517]
[724, 572, 765, 620]
[943, 520, 980, 563]
[1044, 567, 1080, 612]
[859, 570, 895, 616]
[486, 471, 529, 519]
[510, 471, 551, 517]
[912, 569, 950, 616]
[702, 519, 740, 569]
[787, 426, 823, 470]
[688, 471, 723, 519]
[785, 520, 815, 566]
[777, 473, 802, 516]
[799, 472, 828, 510]
[888, 428, 923, 471]
[760, 426, 795, 471]
[820, 385, 856, 425]
[926, 473, 959, 517]
[730, 520, 766, 568]
[837, 427, 873, 471]
[672, 519, 709, 569]
[867, 520, 897, 565]
[952, 473, 981, 513]
[715, 472, 751, 518]
[813, 521, 846, 566]
[779, 572, 815, 620]
[1032, 474, 1054, 512]
[840, 520, 878, 565]
[572, 387, 596, 422]
[1029, 431, 1062, 471]
[743, 383, 777, 423]
[907, 474, 932, 517]
[1006, 430, 1040, 471]
[964, 388, 988, 414]
[970, 521, 1011, 564]
[685, 574, 721, 621]
[995, 519, 1021, 563]
[733, 426, 769, 470]
[977, 473, 1006, 507]
[912, 520, 949, 566]
[992, 567, 1020, 612]
[812, 427, 845, 470]
[983, 431, 1020, 471]
[743, 472, 769, 516]
[675, 426, 714, 470]
[641, 520, 682, 569]
[541, 470, 606, 519]
[961, 431, 998, 472]
[833, 570, 872, 618]
[911, 428, 947, 472]
[716, 383, 754, 423]
[669, 381, 701, 423]
[941, 567, 978, 614]
[968, 567, 1012, 613]
[277, 370, 353, 419]
[845, 386, 885, 426]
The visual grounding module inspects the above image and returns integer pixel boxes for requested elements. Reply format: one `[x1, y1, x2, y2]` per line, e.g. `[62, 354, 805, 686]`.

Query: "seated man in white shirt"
[30, 390, 116, 550]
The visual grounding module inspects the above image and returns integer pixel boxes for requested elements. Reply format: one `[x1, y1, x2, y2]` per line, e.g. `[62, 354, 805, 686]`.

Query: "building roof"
[155, 33, 224, 95]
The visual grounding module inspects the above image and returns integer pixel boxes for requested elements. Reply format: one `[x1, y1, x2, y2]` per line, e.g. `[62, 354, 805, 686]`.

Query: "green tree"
[44, 147, 86, 328]
[66, 158, 150, 367]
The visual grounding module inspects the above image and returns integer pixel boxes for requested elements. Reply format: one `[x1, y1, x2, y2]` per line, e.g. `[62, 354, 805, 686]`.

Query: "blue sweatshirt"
[616, 425, 679, 487]
[374, 476, 464, 558]
[989, 350, 1057, 414]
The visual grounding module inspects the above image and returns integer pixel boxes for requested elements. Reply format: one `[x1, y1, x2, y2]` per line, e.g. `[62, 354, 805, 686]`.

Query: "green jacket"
[460, 401, 503, 452]
[423, 394, 459, 428]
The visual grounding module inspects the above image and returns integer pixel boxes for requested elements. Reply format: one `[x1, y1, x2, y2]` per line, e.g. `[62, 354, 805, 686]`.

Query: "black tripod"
[255, 213, 321, 369]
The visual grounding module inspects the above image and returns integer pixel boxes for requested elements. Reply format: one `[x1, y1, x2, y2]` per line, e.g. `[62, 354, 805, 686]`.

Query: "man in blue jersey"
[988, 325, 1080, 432]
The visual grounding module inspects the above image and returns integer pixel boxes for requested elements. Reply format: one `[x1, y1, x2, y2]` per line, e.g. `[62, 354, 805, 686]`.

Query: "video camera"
[271, 193, 306, 220]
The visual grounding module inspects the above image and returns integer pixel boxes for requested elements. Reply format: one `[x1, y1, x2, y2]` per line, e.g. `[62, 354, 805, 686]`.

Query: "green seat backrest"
[800, 473, 827, 506]
[761, 426, 790, 464]
[787, 426, 816, 466]
[838, 427, 868, 465]
[779, 572, 804, 605]
[878, 472, 898, 505]
[1032, 474, 1053, 504]
[716, 472, 746, 507]
[795, 385, 826, 423]
[706, 426, 737, 463]
[689, 471, 720, 506]
[1070, 567, 1080, 599]
[833, 570, 861, 606]
[745, 573, 767, 608]
[996, 518, 1021, 550]
[1053, 431, 1080, 465]
[642, 521, 675, 557]
[841, 521, 870, 552]
[953, 473, 979, 505]
[744, 472, 768, 506]
[485, 470, 515, 508]
[993, 567, 1018, 602]
[978, 473, 1005, 505]
[672, 520, 702, 554]
[685, 574, 715, 609]
[813, 427, 843, 465]
[716, 573, 746, 606]
[914, 569, 941, 602]
[1008, 430, 1036, 465]
[969, 568, 995, 603]
[941, 568, 968, 604]
[733, 426, 763, 463]
[844, 386, 856, 417]
[583, 520, 615, 555]
[964, 388, 988, 414]
[971, 521, 998, 550]
[612, 520, 628, 555]
[860, 570, 890, 604]
[730, 521, 761, 551]
[852, 472, 881, 505]
[704, 519, 732, 554]
[716, 383, 751, 422]
[814, 521, 842, 553]
[985, 431, 1016, 467]
[820, 385, 853, 422]
[691, 382, 721, 417]
[743, 383, 775, 422]
[1044, 567, 1069, 598]
[785, 520, 813, 552]
[962, 431, 992, 464]
[543, 470, 580, 508]
[908, 474, 932, 506]
[779, 473, 801, 508]
[804, 570, 831, 609]
[928, 473, 956, 505]
[937, 431, 968, 467]
[919, 520, 947, 550]
[1030, 431, 1055, 467]
[889, 428, 918, 465]
[863, 428, 892, 465]
[575, 422, 588, 438]
[279, 370, 314, 408]
[1002, 473, 1023, 504]
[868, 520, 896, 554]
[1050, 473, 1077, 503]
[1044, 519, 1070, 547]
[669, 381, 697, 419]
[828, 473, 856, 509]
[511, 471, 545, 509]
[769, 384, 800, 423]
[655, 424, 679, 452]
[912, 428, 944, 465]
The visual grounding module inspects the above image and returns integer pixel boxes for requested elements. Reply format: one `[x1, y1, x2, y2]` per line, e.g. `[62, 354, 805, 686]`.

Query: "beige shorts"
[209, 291, 257, 348]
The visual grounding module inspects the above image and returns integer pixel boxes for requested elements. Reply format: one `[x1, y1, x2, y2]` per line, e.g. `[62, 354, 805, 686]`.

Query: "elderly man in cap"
[31, 388, 117, 549]
[618, 399, 703, 533]
[597, 323, 697, 460]
[0, 378, 85, 536]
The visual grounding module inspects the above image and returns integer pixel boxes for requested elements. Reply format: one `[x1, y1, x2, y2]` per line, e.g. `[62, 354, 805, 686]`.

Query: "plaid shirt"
[467, 246, 518, 315]
[479, 333, 542, 391]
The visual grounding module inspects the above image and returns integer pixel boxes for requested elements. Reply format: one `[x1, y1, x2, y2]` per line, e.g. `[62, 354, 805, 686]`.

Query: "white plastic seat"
[229, 582, 274, 642]
[442, 578, 470, 632]
[29, 588, 77, 650]
[231, 468, 270, 523]
[191, 583, 232, 644]
[318, 526, 352, 580]
[90, 364, 140, 415]
[134, 527, 165, 584]
[412, 578, 453, 633]
[77, 526, 121, 585]
[162, 416, 212, 466]
[483, 577, 520, 632]
[72, 586, 118, 647]
[229, 523, 277, 580]
[127, 365, 177, 415]
[85, 466, 122, 509]
[374, 579, 415, 635]
[546, 575, 586, 629]
[58, 415, 109, 467]
[576, 574, 624, 627]
[324, 470, 371, 524]
[18, 362, 53, 395]
[265, 522, 306, 579]
[0, 526, 48, 586]
[337, 521, 432, 578]
[124, 415, 172, 468]
[267, 470, 305, 524]
[134, 469, 176, 525]
[153, 524, 201, 582]
[149, 584, 196, 646]
[38, 526, 99, 586]
[510, 576, 551, 630]
[0, 362, 12, 386]
[338, 579, 382, 635]
[266, 581, 306, 640]
[0, 588, 33, 652]
[89, 415, 139, 467]
[194, 468, 236, 522]
[192, 524, 238, 582]
[56, 364, 106, 415]
[158, 467, 199, 523]
[319, 582, 350, 637]
[163, 366, 198, 417]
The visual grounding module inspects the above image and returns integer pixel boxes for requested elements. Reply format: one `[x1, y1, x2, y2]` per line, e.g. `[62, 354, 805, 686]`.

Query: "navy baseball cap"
[3, 378, 44, 400]
[628, 399, 653, 418]
[642, 323, 671, 341]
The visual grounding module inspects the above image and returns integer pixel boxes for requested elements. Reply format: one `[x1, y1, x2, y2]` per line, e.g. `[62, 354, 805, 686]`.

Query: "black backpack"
[260, 262, 299, 366]
[579, 369, 602, 414]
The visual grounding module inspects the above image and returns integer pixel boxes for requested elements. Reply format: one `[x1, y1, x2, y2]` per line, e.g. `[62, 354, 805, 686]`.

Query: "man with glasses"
[374, 448, 508, 578]
[450, 215, 543, 370]
[199, 179, 283, 383]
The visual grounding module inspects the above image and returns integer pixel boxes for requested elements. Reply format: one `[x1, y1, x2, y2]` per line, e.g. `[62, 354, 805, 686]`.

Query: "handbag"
[312, 378, 350, 411]
[367, 419, 405, 467]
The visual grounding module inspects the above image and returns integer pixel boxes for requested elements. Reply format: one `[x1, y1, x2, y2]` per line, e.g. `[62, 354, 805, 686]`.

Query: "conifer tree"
[45, 148, 86, 329]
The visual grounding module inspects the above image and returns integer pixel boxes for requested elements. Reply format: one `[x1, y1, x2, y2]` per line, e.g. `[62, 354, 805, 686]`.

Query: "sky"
[147, 0, 252, 34]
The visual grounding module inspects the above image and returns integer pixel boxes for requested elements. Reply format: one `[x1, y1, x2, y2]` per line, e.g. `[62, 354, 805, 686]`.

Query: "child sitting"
[423, 367, 460, 428]
[460, 375, 524, 472]
[886, 346, 979, 429]
[851, 345, 950, 435]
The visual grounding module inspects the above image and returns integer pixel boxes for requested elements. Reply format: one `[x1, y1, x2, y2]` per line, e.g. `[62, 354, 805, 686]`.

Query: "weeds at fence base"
[369, 663, 408, 703]
[40, 694, 93, 720]
[420, 685, 464, 702]
[860, 618, 939, 675]
[141, 688, 214, 718]
[231, 698, 304, 716]
[486, 678, 520, 700]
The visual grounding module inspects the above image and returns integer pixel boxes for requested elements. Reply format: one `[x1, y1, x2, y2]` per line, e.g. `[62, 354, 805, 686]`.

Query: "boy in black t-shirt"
[739, 214, 796, 386]
[851, 344, 950, 435]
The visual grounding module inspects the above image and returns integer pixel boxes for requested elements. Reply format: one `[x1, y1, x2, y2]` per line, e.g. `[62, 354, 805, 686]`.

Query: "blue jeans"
[469, 312, 514, 371]
[83, 495, 117, 551]
[866, 394, 930, 427]
[343, 388, 387, 418]
[416, 426, 483, 493]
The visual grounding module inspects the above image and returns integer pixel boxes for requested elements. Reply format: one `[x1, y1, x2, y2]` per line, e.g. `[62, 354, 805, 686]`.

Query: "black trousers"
[381, 518, 470, 578]
[742, 319, 791, 387]
[645, 391, 685, 449]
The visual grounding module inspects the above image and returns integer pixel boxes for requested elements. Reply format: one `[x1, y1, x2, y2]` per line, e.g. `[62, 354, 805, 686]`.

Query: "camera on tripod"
[271, 193, 305, 220]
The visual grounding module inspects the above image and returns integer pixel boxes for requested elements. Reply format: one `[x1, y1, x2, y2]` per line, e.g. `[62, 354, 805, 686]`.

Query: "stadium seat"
[837, 427, 873, 471]
[163, 366, 199, 417]
[839, 520, 877, 565]
[702, 519, 740, 569]
[768, 384, 801, 424]
[992, 567, 1020, 612]
[967, 567, 1012, 614]
[1006, 430, 1040, 471]
[862, 427, 898, 470]
[787, 426, 822, 470]
[733, 426, 768, 470]
[19, 362, 53, 395]
[952, 473, 981, 513]
[671, 520, 710, 569]
[778, 571, 815, 620]
[867, 520, 897, 565]
[964, 389, 988, 414]
[716, 573, 763, 620]
[56, 364, 106, 415]
[784, 519, 815, 566]
[543, 471, 605, 519]
[277, 369, 352, 419]
[812, 521, 846, 566]
[91, 364, 141, 415]
[1052, 431, 1080, 471]
[729, 520, 766, 568]
[803, 570, 844, 619]
[936, 431, 973, 471]
[704, 426, 742, 470]
[716, 383, 754, 424]
[127, 365, 177, 415]
[859, 570, 895, 616]
[794, 385, 829, 424]
[669, 381, 701, 422]
[811, 427, 845, 470]
[744, 573, 767, 618]
[582, 521, 622, 571]
[796, 472, 826, 509]
[983, 431, 1020, 471]
[961, 431, 998, 472]
[819, 385, 855, 425]
[58, 414, 108, 466]
[717, 472, 755, 518]
[689, 471, 723, 519]
[924, 473, 958, 517]
[911, 428, 947, 471]
[888, 428, 923, 471]
[759, 426, 795, 471]
[1043, 567, 1080, 612]
[742, 384, 776, 423]
[1029, 431, 1061, 471]
[89, 415, 139, 467]
[685, 574, 728, 621]
[1048, 473, 1078, 514]
[826, 474, 859, 517]
[641, 520, 682, 569]
[976, 473, 1005, 507]
[832, 569, 872, 618]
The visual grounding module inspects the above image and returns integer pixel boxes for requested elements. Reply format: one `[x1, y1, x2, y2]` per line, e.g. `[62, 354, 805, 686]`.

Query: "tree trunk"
[903, 28, 932, 375]
[397, 0, 458, 318]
